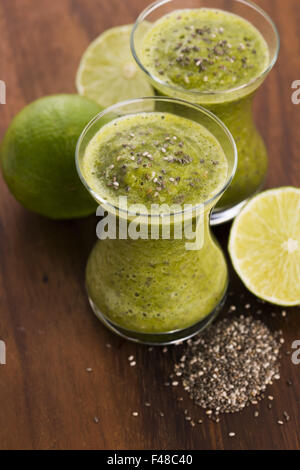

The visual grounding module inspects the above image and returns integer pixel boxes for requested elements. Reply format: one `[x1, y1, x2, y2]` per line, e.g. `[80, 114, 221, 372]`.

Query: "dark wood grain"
[0, 0, 299, 451]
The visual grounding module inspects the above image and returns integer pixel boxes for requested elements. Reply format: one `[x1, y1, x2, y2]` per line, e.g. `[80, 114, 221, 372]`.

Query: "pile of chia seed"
[174, 315, 282, 418]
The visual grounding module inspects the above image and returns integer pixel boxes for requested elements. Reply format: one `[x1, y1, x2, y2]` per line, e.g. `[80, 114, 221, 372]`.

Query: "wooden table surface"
[0, 0, 299, 451]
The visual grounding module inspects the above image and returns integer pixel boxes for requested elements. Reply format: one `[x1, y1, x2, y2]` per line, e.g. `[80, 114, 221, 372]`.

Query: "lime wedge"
[76, 25, 154, 107]
[229, 187, 300, 307]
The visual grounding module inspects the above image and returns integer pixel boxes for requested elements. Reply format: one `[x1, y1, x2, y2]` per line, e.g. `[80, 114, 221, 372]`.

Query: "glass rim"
[130, 0, 280, 98]
[75, 96, 238, 219]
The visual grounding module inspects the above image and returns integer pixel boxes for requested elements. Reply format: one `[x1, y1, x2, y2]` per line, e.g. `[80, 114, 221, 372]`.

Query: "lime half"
[76, 25, 154, 107]
[229, 187, 300, 307]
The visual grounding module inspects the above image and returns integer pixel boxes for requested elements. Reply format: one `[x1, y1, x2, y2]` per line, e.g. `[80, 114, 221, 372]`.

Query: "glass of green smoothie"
[76, 96, 237, 344]
[131, 0, 279, 225]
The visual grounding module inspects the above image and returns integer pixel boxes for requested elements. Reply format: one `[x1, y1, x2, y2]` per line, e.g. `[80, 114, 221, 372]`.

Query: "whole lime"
[0, 94, 102, 219]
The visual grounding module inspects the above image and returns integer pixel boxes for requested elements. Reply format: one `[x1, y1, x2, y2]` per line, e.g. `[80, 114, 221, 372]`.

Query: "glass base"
[88, 288, 227, 345]
[210, 199, 248, 226]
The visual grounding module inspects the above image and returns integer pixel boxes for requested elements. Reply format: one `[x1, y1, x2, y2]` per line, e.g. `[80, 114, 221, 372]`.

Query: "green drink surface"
[82, 112, 228, 209]
[141, 8, 269, 93]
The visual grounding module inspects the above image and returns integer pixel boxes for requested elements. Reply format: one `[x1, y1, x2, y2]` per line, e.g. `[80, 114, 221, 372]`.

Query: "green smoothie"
[82, 112, 228, 208]
[140, 8, 270, 210]
[82, 112, 229, 334]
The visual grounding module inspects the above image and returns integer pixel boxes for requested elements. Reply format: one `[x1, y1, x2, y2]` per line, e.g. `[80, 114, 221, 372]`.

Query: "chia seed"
[174, 315, 282, 418]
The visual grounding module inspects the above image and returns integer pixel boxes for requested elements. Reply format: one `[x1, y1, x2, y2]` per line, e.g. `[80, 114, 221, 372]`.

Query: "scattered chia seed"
[174, 315, 282, 418]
